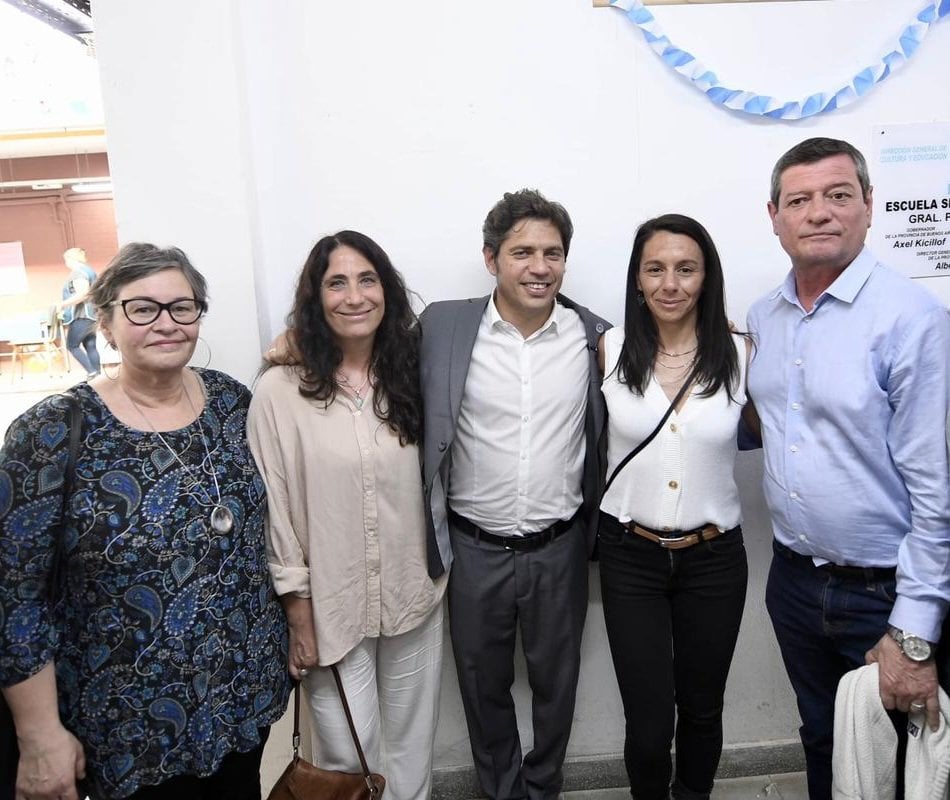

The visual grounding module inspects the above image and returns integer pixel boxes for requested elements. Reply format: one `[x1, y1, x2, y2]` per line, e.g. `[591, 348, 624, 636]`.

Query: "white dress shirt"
[448, 296, 588, 535]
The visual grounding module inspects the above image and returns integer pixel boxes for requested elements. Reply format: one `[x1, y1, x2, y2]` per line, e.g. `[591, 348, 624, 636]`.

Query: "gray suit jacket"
[419, 294, 609, 577]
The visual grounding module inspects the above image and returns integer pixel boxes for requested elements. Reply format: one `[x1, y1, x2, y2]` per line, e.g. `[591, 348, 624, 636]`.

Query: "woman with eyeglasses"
[0, 243, 289, 800]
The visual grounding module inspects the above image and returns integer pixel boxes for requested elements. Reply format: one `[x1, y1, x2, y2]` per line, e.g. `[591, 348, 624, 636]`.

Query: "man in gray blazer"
[420, 189, 608, 800]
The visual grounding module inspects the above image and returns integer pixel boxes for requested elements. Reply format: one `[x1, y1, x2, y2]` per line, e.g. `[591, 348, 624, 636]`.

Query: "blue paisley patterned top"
[0, 369, 289, 799]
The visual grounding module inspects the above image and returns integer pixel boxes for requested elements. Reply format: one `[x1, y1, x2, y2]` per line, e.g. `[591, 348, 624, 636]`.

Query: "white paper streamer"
[609, 0, 950, 119]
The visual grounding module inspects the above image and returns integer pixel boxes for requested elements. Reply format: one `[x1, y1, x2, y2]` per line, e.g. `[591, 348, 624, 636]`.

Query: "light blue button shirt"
[748, 247, 950, 640]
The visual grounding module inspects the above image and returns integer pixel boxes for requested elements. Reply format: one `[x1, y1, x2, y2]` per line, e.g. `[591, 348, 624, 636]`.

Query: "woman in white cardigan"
[597, 214, 751, 800]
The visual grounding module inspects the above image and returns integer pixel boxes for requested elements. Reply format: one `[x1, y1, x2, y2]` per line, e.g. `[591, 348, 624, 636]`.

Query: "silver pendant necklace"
[122, 378, 235, 534]
[335, 370, 371, 410]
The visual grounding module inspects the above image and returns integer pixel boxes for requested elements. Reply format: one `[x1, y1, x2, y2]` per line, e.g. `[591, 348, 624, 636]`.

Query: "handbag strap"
[331, 664, 380, 796]
[49, 393, 82, 601]
[603, 365, 698, 495]
[288, 668, 381, 796]
[291, 682, 302, 758]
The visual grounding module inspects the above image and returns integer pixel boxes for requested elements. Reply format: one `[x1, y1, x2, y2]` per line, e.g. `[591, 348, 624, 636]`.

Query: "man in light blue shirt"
[747, 137, 950, 800]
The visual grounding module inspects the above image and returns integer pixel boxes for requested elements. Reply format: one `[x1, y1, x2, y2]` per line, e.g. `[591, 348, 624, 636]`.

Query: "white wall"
[92, 0, 950, 781]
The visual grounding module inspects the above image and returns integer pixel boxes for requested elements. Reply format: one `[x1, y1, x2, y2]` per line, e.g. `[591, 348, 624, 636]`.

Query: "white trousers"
[304, 602, 444, 800]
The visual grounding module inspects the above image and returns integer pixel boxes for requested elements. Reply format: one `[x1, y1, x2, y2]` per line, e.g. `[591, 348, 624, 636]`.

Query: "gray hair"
[91, 243, 209, 317]
[482, 189, 574, 259]
[770, 137, 871, 207]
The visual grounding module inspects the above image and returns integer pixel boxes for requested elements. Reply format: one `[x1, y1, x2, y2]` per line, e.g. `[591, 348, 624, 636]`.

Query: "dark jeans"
[766, 540, 905, 800]
[118, 728, 270, 800]
[598, 514, 748, 800]
[66, 317, 101, 375]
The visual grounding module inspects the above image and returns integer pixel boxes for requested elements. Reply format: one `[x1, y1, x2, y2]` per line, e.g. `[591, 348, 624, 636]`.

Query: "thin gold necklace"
[122, 380, 234, 534]
[657, 343, 698, 358]
[655, 357, 695, 371]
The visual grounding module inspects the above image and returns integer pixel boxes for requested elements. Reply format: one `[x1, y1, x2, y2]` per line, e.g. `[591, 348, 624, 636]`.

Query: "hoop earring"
[191, 336, 212, 369]
[104, 361, 121, 381]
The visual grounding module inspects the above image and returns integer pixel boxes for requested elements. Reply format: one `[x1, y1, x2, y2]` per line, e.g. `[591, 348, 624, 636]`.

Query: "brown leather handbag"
[267, 665, 386, 800]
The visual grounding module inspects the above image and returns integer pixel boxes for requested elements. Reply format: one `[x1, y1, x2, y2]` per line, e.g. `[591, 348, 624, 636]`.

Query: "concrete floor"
[0, 371, 82, 436]
[566, 773, 807, 800]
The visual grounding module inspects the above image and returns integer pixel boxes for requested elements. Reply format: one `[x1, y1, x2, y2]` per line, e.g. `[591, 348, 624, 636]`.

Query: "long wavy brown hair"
[289, 230, 421, 445]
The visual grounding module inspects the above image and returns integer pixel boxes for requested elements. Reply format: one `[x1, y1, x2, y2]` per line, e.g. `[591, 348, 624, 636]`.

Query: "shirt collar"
[487, 292, 560, 338]
[775, 246, 875, 310]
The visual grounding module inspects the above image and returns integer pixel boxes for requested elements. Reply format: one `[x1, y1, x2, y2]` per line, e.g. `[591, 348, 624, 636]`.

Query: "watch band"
[888, 626, 935, 662]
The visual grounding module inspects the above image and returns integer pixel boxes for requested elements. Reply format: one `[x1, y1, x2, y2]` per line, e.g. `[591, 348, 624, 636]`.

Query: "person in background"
[58, 246, 102, 379]
[748, 137, 950, 800]
[249, 230, 446, 800]
[0, 243, 289, 800]
[598, 214, 750, 800]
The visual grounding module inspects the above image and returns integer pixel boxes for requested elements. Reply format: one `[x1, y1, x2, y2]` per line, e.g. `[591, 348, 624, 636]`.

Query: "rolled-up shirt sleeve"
[247, 371, 311, 598]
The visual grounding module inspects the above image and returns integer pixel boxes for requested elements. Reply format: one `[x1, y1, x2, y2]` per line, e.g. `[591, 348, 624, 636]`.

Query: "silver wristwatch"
[888, 626, 934, 662]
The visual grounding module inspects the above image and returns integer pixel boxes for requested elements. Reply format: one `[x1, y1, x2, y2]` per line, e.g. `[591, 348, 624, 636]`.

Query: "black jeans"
[598, 514, 748, 800]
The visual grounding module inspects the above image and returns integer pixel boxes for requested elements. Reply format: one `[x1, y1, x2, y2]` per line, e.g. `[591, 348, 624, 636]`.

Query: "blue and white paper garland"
[608, 0, 950, 119]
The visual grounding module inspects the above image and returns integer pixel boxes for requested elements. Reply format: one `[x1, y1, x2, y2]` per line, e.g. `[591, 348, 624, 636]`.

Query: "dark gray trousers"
[447, 520, 588, 800]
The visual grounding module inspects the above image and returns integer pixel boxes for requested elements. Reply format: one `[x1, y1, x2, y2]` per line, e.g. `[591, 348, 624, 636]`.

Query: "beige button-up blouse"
[247, 366, 446, 666]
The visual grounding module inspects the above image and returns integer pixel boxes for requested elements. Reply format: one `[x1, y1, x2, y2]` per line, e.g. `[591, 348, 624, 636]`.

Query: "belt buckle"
[659, 535, 687, 548]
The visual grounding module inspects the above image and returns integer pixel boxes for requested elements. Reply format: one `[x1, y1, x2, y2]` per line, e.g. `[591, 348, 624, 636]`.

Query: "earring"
[190, 336, 212, 369]
[637, 291, 645, 306]
[103, 361, 121, 381]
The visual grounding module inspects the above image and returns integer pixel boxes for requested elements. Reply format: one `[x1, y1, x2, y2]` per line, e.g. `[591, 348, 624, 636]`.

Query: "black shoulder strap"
[603, 366, 697, 495]
[48, 394, 83, 602]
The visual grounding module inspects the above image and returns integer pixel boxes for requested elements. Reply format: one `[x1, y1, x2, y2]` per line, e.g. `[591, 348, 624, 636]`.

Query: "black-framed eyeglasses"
[109, 298, 208, 326]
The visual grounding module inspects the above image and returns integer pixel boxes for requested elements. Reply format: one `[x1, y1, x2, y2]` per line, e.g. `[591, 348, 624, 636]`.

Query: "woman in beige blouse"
[248, 231, 446, 800]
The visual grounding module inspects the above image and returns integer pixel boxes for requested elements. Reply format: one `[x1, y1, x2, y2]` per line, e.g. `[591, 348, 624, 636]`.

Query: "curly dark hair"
[615, 214, 743, 403]
[482, 189, 574, 258]
[288, 230, 421, 445]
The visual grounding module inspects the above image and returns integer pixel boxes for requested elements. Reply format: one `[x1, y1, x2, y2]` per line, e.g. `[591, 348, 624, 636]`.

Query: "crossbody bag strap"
[331, 664, 381, 796]
[603, 366, 698, 495]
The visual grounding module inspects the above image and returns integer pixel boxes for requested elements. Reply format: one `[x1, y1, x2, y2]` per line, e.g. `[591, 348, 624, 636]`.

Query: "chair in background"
[3, 315, 67, 383]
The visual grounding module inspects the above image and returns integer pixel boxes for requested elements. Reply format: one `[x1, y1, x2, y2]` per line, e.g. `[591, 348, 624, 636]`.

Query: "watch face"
[902, 635, 933, 662]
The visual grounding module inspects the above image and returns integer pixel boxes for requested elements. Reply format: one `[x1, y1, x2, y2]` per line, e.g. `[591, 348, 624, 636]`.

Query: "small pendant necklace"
[122, 379, 235, 534]
[655, 356, 696, 371]
[657, 343, 698, 358]
[336, 370, 371, 410]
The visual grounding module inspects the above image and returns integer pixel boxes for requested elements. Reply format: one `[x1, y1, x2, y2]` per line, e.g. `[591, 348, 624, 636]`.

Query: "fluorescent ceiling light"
[70, 181, 112, 193]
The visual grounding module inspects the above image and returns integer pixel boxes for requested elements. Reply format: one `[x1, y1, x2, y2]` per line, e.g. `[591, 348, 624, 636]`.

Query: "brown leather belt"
[623, 521, 723, 550]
